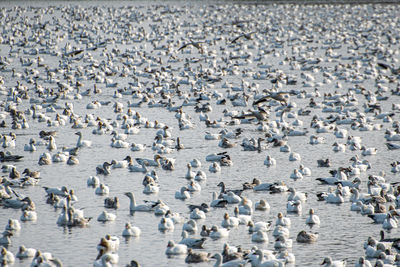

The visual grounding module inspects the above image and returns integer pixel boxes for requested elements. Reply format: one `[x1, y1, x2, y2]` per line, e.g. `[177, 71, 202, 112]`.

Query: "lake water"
[0, 1, 400, 267]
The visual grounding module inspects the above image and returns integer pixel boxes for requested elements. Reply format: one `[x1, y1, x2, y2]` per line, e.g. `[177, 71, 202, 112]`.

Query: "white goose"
[124, 192, 156, 212]
[75, 131, 92, 148]
[122, 222, 141, 237]
[165, 240, 187, 255]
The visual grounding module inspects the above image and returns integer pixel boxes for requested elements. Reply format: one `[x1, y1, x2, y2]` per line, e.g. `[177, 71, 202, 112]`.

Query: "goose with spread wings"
[178, 40, 206, 53]
[231, 31, 256, 43]
[253, 91, 290, 106]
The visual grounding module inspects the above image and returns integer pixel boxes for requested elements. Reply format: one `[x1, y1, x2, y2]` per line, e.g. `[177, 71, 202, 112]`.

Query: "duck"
[124, 192, 157, 212]
[165, 240, 187, 255]
[179, 230, 206, 248]
[321, 257, 346, 267]
[296, 230, 318, 243]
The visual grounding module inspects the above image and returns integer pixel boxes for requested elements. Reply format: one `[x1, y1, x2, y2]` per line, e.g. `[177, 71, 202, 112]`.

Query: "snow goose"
[182, 219, 197, 233]
[179, 230, 206, 248]
[287, 200, 302, 213]
[95, 183, 109, 195]
[124, 192, 157, 212]
[211, 253, 246, 267]
[274, 235, 293, 250]
[158, 217, 175, 232]
[299, 164, 312, 176]
[16, 245, 36, 259]
[209, 162, 221, 173]
[185, 163, 196, 179]
[273, 225, 290, 239]
[175, 186, 190, 200]
[165, 240, 187, 255]
[122, 222, 141, 237]
[255, 199, 270, 211]
[247, 221, 271, 233]
[264, 155, 276, 167]
[306, 209, 320, 225]
[97, 210, 116, 222]
[321, 257, 346, 267]
[75, 131, 92, 148]
[221, 213, 239, 228]
[276, 212, 291, 228]
[195, 170, 207, 181]
[0, 247, 14, 264]
[210, 225, 229, 239]
[252, 230, 268, 243]
[5, 219, 21, 231]
[190, 208, 206, 220]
